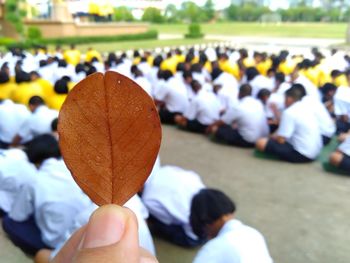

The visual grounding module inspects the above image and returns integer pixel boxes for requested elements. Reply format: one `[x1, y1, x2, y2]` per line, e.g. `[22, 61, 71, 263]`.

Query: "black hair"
[176, 62, 186, 72]
[285, 84, 306, 101]
[257, 88, 271, 101]
[15, 71, 31, 84]
[275, 72, 285, 84]
[28, 96, 45, 106]
[58, 59, 67, 68]
[75, 63, 86, 74]
[239, 83, 252, 97]
[183, 70, 192, 80]
[161, 70, 173, 81]
[246, 67, 259, 81]
[190, 189, 236, 239]
[39, 60, 48, 67]
[25, 134, 61, 164]
[51, 118, 58, 132]
[191, 63, 202, 73]
[54, 79, 69, 94]
[86, 66, 97, 76]
[320, 83, 337, 96]
[331, 70, 342, 78]
[211, 67, 223, 81]
[0, 71, 10, 84]
[153, 55, 163, 68]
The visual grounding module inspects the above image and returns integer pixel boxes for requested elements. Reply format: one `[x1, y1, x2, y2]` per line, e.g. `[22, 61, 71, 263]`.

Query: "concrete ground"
[1, 125, 350, 263]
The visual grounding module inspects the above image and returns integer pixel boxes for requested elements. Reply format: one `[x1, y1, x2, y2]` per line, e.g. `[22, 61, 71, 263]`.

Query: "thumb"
[53, 205, 141, 263]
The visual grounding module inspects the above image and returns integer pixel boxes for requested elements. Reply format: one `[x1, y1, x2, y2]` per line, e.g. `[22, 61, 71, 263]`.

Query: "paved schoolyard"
[1, 125, 350, 263]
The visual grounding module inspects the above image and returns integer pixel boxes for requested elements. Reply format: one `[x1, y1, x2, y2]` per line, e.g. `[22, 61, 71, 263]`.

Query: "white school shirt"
[249, 75, 274, 98]
[184, 89, 221, 125]
[334, 86, 350, 119]
[51, 195, 156, 258]
[138, 61, 152, 77]
[193, 219, 273, 263]
[142, 165, 205, 240]
[302, 96, 335, 138]
[221, 96, 269, 143]
[134, 76, 152, 97]
[214, 72, 239, 111]
[339, 137, 350, 156]
[277, 101, 322, 159]
[0, 100, 30, 143]
[72, 71, 86, 84]
[154, 77, 189, 113]
[9, 158, 91, 248]
[38, 62, 58, 85]
[0, 149, 37, 212]
[18, 105, 58, 143]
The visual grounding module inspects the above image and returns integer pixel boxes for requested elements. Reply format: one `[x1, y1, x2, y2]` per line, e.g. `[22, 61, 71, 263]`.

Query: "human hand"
[52, 205, 158, 263]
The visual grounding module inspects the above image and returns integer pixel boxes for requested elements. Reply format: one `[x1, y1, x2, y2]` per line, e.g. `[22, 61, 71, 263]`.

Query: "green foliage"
[142, 7, 164, 23]
[2, 30, 158, 49]
[185, 23, 204, 39]
[5, 0, 26, 35]
[164, 4, 180, 23]
[113, 6, 134, 22]
[0, 37, 16, 46]
[27, 26, 42, 40]
[225, 4, 271, 21]
[179, 2, 206, 23]
[203, 0, 215, 21]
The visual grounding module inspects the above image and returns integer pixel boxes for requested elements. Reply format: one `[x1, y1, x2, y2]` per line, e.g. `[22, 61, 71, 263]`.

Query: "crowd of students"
[0, 42, 350, 262]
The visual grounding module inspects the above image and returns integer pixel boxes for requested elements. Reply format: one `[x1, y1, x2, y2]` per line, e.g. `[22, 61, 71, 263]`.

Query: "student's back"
[279, 101, 322, 159]
[222, 96, 269, 143]
[193, 219, 272, 263]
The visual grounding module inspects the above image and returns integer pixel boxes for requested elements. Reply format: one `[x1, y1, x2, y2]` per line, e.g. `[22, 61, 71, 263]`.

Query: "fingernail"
[81, 205, 126, 249]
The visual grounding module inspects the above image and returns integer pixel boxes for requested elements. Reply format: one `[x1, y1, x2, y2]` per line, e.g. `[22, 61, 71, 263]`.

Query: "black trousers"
[265, 139, 313, 163]
[148, 215, 204, 248]
[339, 154, 350, 173]
[159, 108, 180, 125]
[322, 135, 332, 146]
[2, 215, 52, 256]
[186, 120, 208, 134]
[215, 124, 254, 148]
[336, 119, 350, 134]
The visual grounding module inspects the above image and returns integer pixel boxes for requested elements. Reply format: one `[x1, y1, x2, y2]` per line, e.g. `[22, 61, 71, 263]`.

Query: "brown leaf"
[58, 71, 162, 206]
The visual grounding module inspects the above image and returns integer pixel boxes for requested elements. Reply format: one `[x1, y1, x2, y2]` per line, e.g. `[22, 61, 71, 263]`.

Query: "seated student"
[190, 189, 273, 263]
[320, 83, 337, 116]
[142, 165, 205, 248]
[154, 70, 189, 124]
[211, 68, 239, 114]
[175, 80, 221, 134]
[0, 148, 37, 215]
[34, 195, 156, 263]
[333, 85, 350, 134]
[71, 63, 86, 84]
[246, 67, 274, 98]
[296, 84, 336, 145]
[11, 96, 58, 146]
[131, 65, 152, 96]
[0, 99, 30, 148]
[208, 84, 269, 147]
[3, 134, 90, 256]
[329, 136, 350, 173]
[256, 84, 323, 163]
[47, 78, 69, 111]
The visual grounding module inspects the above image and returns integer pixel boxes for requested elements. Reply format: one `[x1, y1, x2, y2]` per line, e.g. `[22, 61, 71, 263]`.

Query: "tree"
[114, 6, 134, 22]
[179, 1, 206, 23]
[142, 7, 164, 23]
[5, 0, 26, 36]
[203, 0, 215, 22]
[164, 4, 180, 23]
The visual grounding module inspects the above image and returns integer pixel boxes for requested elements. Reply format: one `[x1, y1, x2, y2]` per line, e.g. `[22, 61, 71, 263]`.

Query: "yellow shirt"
[11, 82, 44, 106]
[85, 49, 102, 63]
[63, 49, 81, 66]
[257, 59, 272, 76]
[334, 75, 348, 87]
[219, 60, 240, 80]
[160, 57, 177, 74]
[35, 78, 54, 98]
[0, 82, 17, 100]
[47, 94, 67, 111]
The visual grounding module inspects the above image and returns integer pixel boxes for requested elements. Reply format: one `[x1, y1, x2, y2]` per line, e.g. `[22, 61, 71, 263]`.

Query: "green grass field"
[151, 22, 348, 39]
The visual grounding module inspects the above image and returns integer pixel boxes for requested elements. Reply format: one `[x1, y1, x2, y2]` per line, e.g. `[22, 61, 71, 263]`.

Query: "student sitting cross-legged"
[255, 84, 323, 163]
[207, 84, 269, 148]
[175, 80, 221, 134]
[2, 134, 91, 256]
